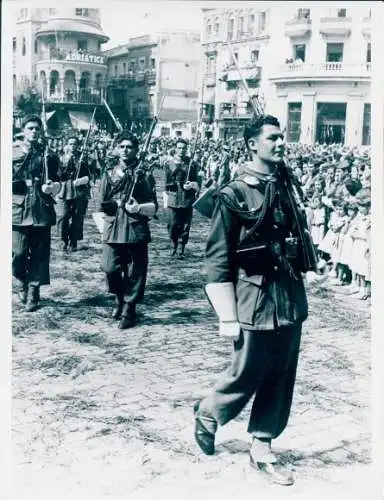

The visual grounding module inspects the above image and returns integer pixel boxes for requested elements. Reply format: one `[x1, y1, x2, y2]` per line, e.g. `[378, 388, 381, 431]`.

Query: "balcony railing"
[285, 17, 312, 37]
[107, 69, 156, 86]
[205, 72, 217, 86]
[43, 87, 104, 104]
[37, 48, 107, 66]
[319, 16, 352, 37]
[271, 62, 371, 81]
[221, 64, 261, 82]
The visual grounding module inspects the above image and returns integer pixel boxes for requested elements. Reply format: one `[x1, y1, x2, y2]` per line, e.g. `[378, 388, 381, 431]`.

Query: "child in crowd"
[319, 200, 348, 277]
[349, 197, 371, 299]
[309, 195, 326, 251]
[332, 203, 358, 285]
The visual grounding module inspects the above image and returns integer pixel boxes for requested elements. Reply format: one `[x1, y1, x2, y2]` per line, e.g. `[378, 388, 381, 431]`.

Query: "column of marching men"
[12, 116, 371, 320]
[12, 113, 371, 486]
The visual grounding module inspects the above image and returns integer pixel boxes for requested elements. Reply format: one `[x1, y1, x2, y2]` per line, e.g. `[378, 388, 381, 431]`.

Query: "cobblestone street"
[12, 190, 373, 500]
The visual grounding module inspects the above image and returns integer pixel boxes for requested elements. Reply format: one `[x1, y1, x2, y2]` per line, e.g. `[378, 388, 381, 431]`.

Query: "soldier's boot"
[171, 241, 178, 256]
[112, 295, 124, 320]
[178, 243, 186, 258]
[26, 285, 40, 312]
[118, 303, 136, 330]
[69, 240, 78, 252]
[17, 282, 28, 305]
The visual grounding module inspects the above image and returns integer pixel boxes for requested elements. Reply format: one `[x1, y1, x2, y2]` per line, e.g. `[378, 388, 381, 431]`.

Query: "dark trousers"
[12, 226, 51, 288]
[101, 243, 148, 304]
[56, 196, 88, 245]
[167, 206, 193, 246]
[198, 324, 302, 439]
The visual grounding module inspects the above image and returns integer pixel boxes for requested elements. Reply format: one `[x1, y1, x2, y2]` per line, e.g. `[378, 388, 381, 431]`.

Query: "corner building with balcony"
[267, 4, 372, 146]
[200, 4, 372, 146]
[200, 7, 270, 140]
[13, 7, 109, 133]
[104, 31, 201, 139]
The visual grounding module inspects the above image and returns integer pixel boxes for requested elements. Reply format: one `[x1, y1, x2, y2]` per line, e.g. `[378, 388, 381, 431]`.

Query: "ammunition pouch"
[235, 240, 279, 277]
[101, 200, 118, 216]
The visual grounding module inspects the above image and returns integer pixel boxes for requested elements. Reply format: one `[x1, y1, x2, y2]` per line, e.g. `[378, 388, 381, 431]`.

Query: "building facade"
[104, 30, 201, 139]
[267, 4, 372, 146]
[200, 7, 270, 140]
[13, 6, 109, 133]
[199, 4, 372, 146]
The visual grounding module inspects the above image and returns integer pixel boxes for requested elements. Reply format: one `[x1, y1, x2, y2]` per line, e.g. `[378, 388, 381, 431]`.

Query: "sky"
[98, 1, 265, 49]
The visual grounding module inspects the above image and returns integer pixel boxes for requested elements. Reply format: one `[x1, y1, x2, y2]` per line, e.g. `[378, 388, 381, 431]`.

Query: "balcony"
[284, 17, 312, 38]
[221, 64, 261, 82]
[218, 105, 253, 120]
[43, 87, 104, 105]
[135, 70, 146, 84]
[146, 69, 156, 85]
[270, 62, 371, 83]
[319, 16, 352, 38]
[362, 16, 371, 39]
[205, 72, 217, 86]
[37, 48, 108, 67]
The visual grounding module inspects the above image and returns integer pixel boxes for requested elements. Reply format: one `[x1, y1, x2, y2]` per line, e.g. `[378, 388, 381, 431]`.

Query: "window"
[214, 18, 220, 35]
[139, 57, 146, 70]
[366, 42, 371, 63]
[238, 16, 244, 36]
[19, 8, 28, 19]
[248, 14, 255, 33]
[49, 8, 57, 15]
[362, 103, 371, 145]
[207, 55, 216, 73]
[287, 103, 302, 143]
[129, 60, 136, 71]
[228, 18, 234, 40]
[293, 44, 306, 62]
[34, 39, 38, 54]
[22, 37, 26, 56]
[114, 65, 118, 76]
[206, 23, 212, 38]
[12, 37, 16, 53]
[258, 12, 266, 33]
[297, 8, 310, 20]
[123, 62, 126, 73]
[337, 9, 347, 18]
[77, 40, 88, 51]
[250, 50, 259, 64]
[326, 43, 343, 62]
[75, 8, 89, 16]
[150, 57, 156, 70]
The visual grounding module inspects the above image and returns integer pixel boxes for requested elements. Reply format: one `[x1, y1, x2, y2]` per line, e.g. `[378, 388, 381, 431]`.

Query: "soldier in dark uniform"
[99, 132, 156, 329]
[193, 115, 322, 486]
[164, 138, 200, 257]
[56, 136, 93, 251]
[12, 115, 60, 311]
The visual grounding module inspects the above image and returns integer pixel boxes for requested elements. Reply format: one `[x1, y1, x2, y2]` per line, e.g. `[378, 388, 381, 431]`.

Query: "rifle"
[226, 42, 264, 117]
[40, 91, 50, 183]
[123, 95, 165, 206]
[75, 106, 97, 180]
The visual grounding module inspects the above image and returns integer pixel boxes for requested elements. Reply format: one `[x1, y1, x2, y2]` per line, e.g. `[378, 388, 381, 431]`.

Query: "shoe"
[17, 285, 28, 305]
[69, 242, 78, 252]
[193, 401, 216, 455]
[118, 304, 136, 329]
[112, 296, 124, 320]
[26, 286, 40, 312]
[250, 456, 294, 486]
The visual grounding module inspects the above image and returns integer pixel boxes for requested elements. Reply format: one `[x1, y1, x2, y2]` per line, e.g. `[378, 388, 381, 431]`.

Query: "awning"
[68, 110, 98, 130]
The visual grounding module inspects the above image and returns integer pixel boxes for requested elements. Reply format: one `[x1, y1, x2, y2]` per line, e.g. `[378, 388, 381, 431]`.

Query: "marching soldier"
[163, 138, 201, 257]
[12, 115, 60, 311]
[99, 132, 156, 329]
[56, 136, 94, 252]
[193, 115, 323, 485]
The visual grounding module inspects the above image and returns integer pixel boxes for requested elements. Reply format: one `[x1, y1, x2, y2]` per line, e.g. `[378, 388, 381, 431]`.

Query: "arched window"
[34, 39, 38, 54]
[22, 37, 26, 56]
